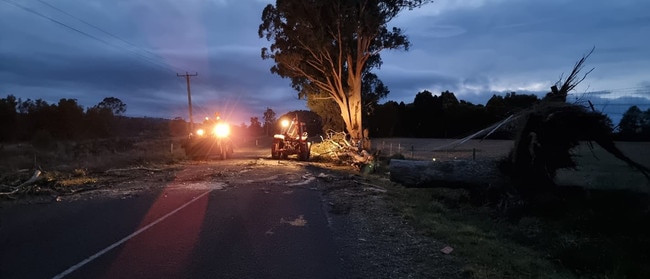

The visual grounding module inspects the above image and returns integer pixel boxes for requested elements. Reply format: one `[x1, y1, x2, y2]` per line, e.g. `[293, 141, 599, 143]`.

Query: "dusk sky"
[1, 0, 649, 126]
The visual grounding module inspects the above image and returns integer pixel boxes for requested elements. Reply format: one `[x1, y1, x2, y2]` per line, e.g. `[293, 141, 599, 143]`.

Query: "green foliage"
[259, 0, 431, 139]
[307, 71, 390, 134]
[306, 94, 345, 133]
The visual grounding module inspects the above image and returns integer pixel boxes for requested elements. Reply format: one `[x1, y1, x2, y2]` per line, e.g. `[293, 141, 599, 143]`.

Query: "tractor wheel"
[220, 144, 229, 160]
[298, 142, 310, 161]
[271, 141, 281, 159]
[227, 145, 234, 158]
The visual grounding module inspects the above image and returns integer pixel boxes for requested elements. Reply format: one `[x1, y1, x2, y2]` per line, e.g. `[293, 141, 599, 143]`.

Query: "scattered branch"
[105, 166, 162, 174]
[311, 131, 376, 170]
[0, 170, 43, 196]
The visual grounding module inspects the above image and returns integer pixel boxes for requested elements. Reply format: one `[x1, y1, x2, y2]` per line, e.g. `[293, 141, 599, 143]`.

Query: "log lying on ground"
[389, 159, 505, 188]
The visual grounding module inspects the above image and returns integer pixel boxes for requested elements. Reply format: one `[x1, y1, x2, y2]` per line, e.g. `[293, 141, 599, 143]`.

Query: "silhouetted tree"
[412, 90, 440, 137]
[0, 95, 18, 142]
[368, 100, 400, 137]
[259, 0, 432, 141]
[18, 98, 57, 141]
[55, 98, 84, 140]
[262, 107, 277, 136]
[96, 97, 127, 116]
[249, 117, 264, 136]
[618, 105, 650, 141]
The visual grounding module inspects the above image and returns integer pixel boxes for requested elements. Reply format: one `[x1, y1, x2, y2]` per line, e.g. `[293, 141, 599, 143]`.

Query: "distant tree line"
[363, 90, 647, 141]
[617, 105, 650, 141]
[0, 95, 175, 144]
[2, 92, 646, 144]
[365, 90, 540, 139]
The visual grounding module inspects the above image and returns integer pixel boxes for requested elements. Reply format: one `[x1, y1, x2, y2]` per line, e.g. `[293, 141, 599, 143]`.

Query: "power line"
[1, 0, 183, 74]
[35, 0, 169, 67]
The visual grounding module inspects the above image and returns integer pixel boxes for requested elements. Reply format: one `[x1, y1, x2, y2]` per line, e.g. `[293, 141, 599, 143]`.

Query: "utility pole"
[177, 72, 198, 131]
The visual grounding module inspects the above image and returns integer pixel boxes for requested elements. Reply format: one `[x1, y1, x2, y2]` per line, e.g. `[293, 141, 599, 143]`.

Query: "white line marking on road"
[51, 189, 212, 279]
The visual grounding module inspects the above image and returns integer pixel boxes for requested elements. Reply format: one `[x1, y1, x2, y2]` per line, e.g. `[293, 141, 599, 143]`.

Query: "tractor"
[271, 114, 310, 161]
[183, 114, 233, 160]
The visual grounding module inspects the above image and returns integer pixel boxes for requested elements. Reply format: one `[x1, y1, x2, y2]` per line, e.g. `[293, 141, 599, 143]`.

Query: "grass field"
[375, 138, 650, 192]
[556, 141, 650, 193]
[375, 138, 650, 278]
[373, 138, 513, 161]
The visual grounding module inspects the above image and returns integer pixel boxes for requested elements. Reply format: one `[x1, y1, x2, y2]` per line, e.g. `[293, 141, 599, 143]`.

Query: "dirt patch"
[308, 164, 465, 278]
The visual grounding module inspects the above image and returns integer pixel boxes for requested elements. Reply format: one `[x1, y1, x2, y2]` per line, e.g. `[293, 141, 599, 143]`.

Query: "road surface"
[1, 142, 463, 279]
[0, 146, 344, 279]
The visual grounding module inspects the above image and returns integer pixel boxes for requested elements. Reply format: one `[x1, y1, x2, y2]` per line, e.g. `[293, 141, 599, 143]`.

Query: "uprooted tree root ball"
[310, 130, 377, 173]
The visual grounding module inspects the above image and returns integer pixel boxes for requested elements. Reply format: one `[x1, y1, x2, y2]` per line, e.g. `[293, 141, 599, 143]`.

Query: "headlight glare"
[214, 123, 230, 138]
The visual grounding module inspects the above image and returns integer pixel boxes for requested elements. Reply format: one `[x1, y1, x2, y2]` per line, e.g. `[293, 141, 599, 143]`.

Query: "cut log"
[389, 159, 504, 188]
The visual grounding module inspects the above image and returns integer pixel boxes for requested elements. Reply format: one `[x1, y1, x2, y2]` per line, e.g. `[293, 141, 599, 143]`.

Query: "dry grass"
[0, 137, 188, 198]
[0, 137, 187, 174]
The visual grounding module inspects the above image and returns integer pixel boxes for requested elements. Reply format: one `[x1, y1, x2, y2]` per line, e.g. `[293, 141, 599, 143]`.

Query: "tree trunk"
[339, 93, 363, 142]
[389, 159, 505, 188]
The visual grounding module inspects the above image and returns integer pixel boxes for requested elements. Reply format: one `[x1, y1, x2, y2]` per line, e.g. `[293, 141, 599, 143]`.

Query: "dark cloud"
[1, 0, 649, 125]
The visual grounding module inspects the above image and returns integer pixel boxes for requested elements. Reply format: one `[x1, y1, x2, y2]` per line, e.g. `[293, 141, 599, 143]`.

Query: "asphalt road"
[0, 147, 344, 279]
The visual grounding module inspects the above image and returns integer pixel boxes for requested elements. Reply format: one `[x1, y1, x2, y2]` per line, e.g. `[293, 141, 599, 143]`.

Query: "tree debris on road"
[310, 131, 377, 173]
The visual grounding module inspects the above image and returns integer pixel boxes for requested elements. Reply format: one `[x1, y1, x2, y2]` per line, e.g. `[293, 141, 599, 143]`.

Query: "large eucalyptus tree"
[259, 0, 431, 141]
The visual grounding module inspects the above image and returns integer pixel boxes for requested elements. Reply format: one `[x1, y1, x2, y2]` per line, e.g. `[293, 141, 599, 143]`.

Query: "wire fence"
[373, 138, 513, 161]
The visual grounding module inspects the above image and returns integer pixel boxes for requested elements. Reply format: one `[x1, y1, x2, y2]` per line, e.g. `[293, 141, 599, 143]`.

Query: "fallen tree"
[389, 159, 505, 188]
[388, 48, 650, 193]
[310, 130, 376, 172]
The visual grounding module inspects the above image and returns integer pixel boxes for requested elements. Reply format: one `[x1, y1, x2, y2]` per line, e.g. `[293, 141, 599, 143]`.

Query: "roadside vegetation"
[378, 142, 650, 279]
[386, 181, 650, 279]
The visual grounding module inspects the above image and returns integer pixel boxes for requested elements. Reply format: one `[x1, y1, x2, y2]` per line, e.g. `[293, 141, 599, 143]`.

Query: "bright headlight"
[196, 129, 205, 136]
[281, 119, 290, 127]
[214, 123, 230, 138]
